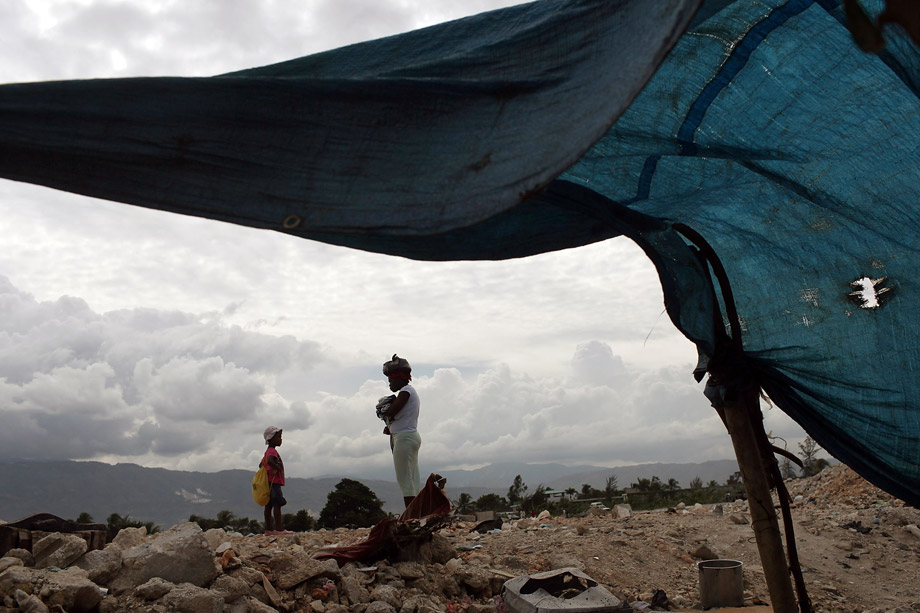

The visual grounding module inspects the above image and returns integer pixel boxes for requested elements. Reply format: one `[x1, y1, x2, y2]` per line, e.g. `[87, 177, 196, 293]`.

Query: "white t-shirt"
[389, 383, 420, 433]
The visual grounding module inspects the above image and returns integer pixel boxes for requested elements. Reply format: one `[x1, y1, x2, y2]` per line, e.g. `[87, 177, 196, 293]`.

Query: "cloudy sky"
[0, 0, 809, 484]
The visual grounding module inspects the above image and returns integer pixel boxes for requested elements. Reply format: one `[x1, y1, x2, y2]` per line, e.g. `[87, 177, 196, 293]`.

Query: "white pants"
[391, 431, 421, 497]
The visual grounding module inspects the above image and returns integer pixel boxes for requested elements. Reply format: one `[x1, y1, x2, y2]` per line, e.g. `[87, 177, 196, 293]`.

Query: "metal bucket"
[698, 559, 744, 609]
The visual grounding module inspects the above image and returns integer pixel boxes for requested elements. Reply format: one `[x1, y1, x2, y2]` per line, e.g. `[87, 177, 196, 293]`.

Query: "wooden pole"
[673, 223, 804, 611]
[720, 386, 798, 613]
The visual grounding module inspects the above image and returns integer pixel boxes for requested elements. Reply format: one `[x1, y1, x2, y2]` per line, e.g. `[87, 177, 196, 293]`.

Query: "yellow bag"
[252, 463, 270, 506]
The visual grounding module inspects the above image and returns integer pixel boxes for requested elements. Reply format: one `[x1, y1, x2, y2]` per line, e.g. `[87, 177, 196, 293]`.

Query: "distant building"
[544, 489, 570, 501]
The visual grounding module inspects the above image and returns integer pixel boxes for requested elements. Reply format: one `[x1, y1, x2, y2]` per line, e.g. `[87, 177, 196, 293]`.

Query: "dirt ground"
[435, 464, 920, 612]
[284, 464, 919, 612]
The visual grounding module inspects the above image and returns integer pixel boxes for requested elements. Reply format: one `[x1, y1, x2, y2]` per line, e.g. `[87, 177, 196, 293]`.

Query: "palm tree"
[454, 492, 474, 514]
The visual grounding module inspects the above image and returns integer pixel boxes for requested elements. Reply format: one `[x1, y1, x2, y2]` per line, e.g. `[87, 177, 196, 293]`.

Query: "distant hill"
[0, 460, 496, 529]
[0, 459, 740, 530]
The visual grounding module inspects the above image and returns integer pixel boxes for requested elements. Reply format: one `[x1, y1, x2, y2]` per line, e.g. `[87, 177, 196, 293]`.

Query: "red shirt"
[264, 447, 285, 485]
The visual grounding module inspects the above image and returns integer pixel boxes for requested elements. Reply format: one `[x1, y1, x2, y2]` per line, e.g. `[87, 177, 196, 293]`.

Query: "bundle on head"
[382, 353, 411, 376]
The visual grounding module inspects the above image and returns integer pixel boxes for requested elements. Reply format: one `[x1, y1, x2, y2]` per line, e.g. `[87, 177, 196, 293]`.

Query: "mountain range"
[0, 459, 739, 529]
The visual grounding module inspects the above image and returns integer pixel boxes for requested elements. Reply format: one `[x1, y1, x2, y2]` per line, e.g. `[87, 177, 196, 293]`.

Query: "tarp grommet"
[282, 214, 302, 229]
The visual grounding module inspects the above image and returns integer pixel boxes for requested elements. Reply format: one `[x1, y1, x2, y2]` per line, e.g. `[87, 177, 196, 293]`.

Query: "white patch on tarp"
[849, 276, 891, 309]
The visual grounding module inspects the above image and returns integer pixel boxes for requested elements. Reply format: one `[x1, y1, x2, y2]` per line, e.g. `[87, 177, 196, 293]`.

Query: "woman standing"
[381, 354, 421, 507]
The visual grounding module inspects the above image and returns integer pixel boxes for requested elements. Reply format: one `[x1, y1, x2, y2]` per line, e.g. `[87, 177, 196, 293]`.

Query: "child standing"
[262, 426, 292, 534]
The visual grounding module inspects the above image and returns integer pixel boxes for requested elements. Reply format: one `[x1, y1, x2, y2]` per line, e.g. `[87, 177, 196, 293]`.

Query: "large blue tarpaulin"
[1, 0, 918, 504]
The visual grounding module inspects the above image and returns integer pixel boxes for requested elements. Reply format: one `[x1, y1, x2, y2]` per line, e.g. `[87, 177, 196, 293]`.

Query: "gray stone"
[692, 544, 718, 560]
[203, 528, 229, 550]
[260, 572, 284, 609]
[75, 545, 123, 584]
[0, 557, 24, 573]
[210, 574, 250, 603]
[456, 565, 495, 593]
[4, 548, 34, 566]
[223, 598, 251, 613]
[366, 601, 397, 613]
[161, 582, 224, 613]
[0, 565, 35, 594]
[340, 575, 371, 604]
[111, 526, 147, 549]
[228, 565, 264, 586]
[371, 584, 402, 607]
[98, 594, 120, 613]
[215, 541, 234, 554]
[32, 533, 88, 569]
[267, 550, 340, 589]
[394, 561, 426, 580]
[38, 567, 105, 612]
[614, 504, 632, 519]
[109, 522, 219, 594]
[244, 596, 281, 613]
[422, 533, 456, 564]
[135, 577, 174, 600]
[728, 513, 749, 525]
[431, 573, 462, 599]
[14, 589, 49, 613]
[399, 595, 442, 613]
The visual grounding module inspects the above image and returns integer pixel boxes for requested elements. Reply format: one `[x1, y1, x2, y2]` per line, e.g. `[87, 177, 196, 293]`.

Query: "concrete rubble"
[1, 464, 918, 612]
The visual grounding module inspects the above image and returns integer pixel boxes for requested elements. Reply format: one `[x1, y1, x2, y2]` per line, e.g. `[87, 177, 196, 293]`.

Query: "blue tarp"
[2, 0, 919, 504]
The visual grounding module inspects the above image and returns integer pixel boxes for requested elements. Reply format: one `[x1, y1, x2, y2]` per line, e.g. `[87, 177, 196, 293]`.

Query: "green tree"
[706, 479, 719, 488]
[473, 493, 508, 512]
[604, 474, 619, 499]
[666, 478, 680, 490]
[689, 476, 703, 490]
[780, 458, 798, 480]
[520, 484, 547, 514]
[811, 458, 830, 475]
[579, 483, 602, 499]
[798, 436, 827, 476]
[318, 478, 386, 529]
[190, 511, 265, 533]
[75, 512, 94, 524]
[454, 493, 474, 514]
[507, 475, 528, 505]
[284, 509, 317, 532]
[726, 471, 742, 486]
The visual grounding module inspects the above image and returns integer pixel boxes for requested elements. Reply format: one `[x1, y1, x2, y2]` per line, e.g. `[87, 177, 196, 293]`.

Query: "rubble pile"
[2, 465, 919, 612]
[0, 520, 503, 613]
[785, 464, 905, 508]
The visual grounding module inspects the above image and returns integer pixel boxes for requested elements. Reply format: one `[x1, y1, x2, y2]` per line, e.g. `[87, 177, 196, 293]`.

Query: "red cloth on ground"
[399, 473, 451, 520]
[313, 473, 451, 566]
